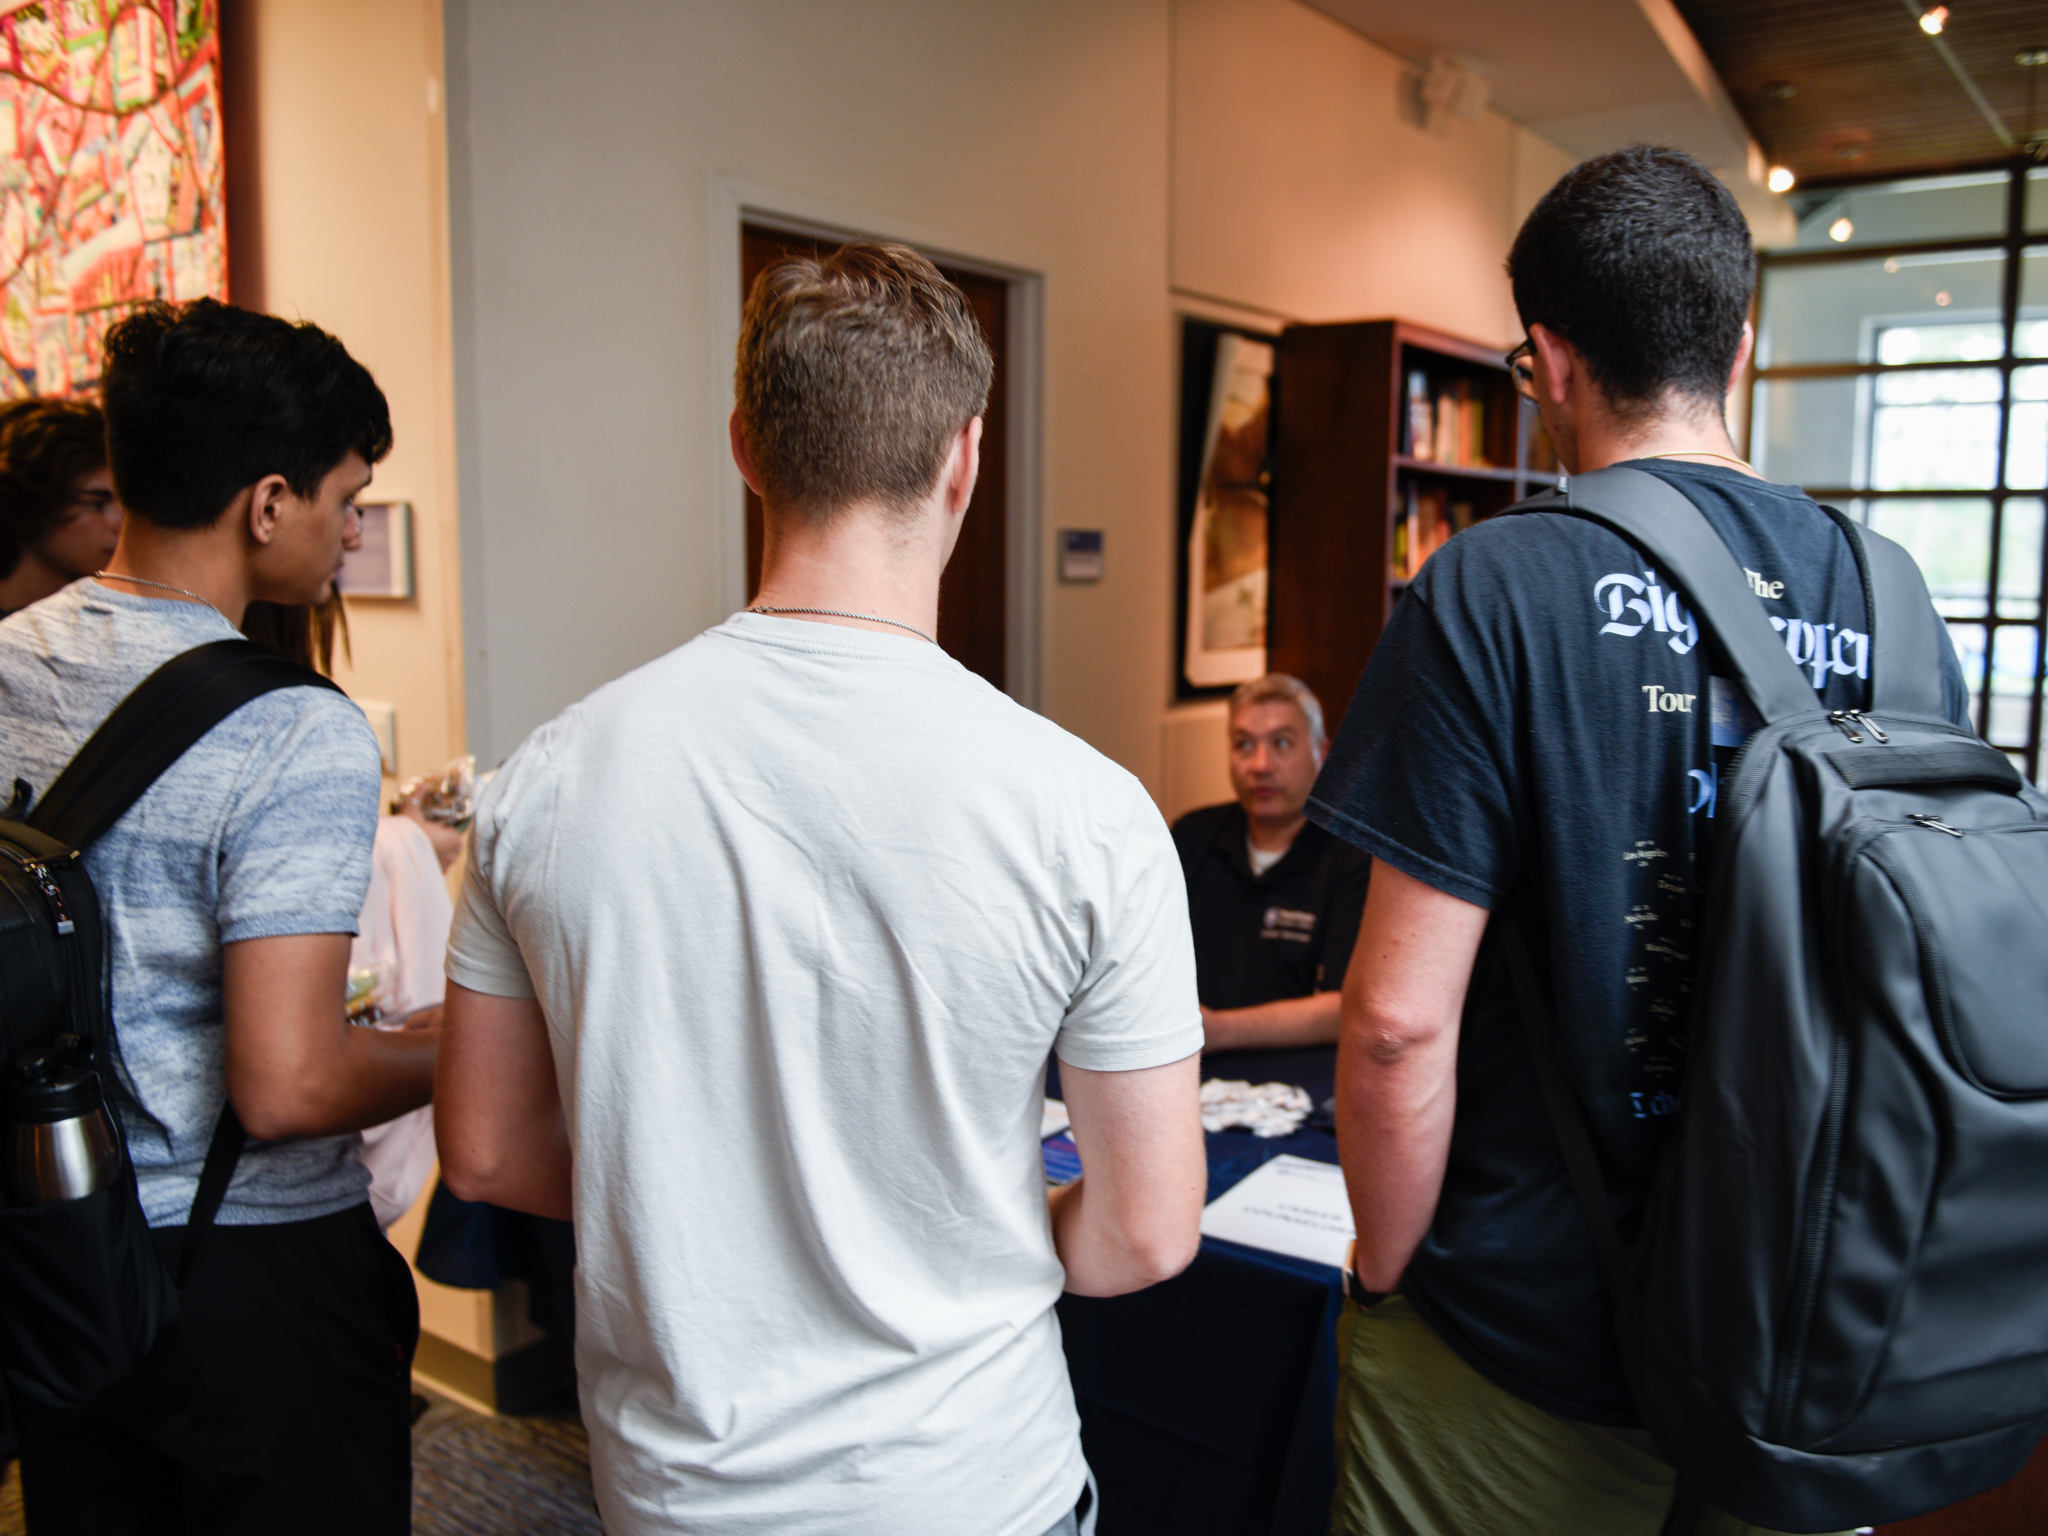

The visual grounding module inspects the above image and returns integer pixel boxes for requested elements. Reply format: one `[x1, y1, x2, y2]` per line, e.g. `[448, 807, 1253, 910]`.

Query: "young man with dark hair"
[1308, 145, 1969, 1534]
[0, 398, 123, 618]
[0, 298, 434, 1534]
[437, 242, 1206, 1536]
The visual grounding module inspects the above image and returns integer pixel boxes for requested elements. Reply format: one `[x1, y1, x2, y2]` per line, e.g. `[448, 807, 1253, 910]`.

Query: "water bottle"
[7, 1034, 121, 1204]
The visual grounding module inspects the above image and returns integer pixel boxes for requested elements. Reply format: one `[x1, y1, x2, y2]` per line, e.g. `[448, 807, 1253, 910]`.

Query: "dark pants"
[20, 1202, 419, 1536]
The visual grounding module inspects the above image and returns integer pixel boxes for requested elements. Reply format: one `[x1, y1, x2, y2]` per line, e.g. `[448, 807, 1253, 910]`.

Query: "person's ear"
[1528, 323, 1575, 408]
[1728, 320, 1756, 395]
[243, 475, 290, 548]
[729, 410, 765, 497]
[942, 416, 982, 517]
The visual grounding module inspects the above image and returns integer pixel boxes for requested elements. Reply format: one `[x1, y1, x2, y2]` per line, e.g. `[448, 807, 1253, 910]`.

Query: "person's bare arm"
[435, 982, 572, 1220]
[222, 933, 438, 1142]
[1337, 861, 1489, 1291]
[1049, 1051, 1206, 1297]
[1200, 991, 1341, 1052]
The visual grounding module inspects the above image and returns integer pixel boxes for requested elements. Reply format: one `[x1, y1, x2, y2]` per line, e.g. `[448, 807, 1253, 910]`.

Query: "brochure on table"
[1199, 1154, 1354, 1269]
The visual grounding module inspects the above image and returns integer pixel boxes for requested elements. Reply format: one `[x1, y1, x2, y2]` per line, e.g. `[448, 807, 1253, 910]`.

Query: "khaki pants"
[1331, 1295, 1856, 1536]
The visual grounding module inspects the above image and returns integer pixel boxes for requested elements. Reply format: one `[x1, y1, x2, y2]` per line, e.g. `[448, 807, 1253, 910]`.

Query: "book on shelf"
[1404, 371, 1431, 460]
[1404, 371, 1493, 469]
[1391, 485, 1475, 581]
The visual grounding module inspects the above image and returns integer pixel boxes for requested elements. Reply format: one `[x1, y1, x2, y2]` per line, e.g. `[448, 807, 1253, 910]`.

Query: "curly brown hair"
[0, 398, 108, 579]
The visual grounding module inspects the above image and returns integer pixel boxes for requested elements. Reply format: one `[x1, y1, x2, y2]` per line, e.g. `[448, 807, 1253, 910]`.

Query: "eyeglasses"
[1505, 340, 1537, 402]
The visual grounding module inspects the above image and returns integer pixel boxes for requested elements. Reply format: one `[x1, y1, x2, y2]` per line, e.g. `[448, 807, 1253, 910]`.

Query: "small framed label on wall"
[1059, 529, 1104, 583]
[337, 501, 415, 600]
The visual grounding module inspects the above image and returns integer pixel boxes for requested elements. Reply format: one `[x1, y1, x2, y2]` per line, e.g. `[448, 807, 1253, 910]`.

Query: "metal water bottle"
[7, 1034, 121, 1204]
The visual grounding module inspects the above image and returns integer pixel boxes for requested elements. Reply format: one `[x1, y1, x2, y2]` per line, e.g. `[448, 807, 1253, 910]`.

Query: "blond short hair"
[1230, 673, 1327, 749]
[735, 241, 993, 523]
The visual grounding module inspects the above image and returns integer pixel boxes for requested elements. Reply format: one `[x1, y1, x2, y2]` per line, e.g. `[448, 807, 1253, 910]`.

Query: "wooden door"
[739, 225, 1008, 691]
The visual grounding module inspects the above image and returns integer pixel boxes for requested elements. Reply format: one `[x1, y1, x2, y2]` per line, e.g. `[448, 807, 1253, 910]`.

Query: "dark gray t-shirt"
[0, 581, 381, 1226]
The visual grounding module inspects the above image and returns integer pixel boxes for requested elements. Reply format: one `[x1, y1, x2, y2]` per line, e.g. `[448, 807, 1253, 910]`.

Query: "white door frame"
[709, 176, 1045, 709]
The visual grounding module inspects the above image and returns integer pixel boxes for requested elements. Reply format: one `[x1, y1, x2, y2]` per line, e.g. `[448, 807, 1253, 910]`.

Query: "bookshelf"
[1268, 318, 1558, 731]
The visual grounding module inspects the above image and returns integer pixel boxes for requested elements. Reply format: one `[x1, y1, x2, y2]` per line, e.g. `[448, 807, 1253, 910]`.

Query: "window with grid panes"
[1753, 166, 2048, 781]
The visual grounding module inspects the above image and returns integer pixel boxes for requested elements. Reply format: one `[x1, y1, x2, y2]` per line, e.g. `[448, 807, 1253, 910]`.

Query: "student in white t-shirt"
[436, 242, 1206, 1536]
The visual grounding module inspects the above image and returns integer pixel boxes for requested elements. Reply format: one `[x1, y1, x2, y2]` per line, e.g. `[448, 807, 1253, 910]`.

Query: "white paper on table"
[1041, 1098, 1072, 1139]
[1199, 1154, 1354, 1268]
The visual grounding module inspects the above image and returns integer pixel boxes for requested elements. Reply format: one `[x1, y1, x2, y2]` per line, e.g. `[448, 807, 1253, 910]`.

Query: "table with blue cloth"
[1049, 1044, 1346, 1536]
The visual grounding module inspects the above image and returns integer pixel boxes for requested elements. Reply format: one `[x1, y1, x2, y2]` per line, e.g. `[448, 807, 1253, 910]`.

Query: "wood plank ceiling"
[1674, 0, 2048, 187]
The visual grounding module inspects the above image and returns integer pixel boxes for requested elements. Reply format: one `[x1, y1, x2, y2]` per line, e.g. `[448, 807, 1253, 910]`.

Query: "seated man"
[1174, 673, 1370, 1084]
[0, 397, 124, 618]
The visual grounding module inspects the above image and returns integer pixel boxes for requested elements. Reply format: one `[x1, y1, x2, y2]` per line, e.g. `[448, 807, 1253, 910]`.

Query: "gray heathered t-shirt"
[0, 581, 380, 1226]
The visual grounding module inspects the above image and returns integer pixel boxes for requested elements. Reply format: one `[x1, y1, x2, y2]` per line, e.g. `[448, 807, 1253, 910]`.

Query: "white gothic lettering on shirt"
[1769, 615, 1870, 689]
[1593, 568, 1869, 690]
[1594, 569, 1700, 654]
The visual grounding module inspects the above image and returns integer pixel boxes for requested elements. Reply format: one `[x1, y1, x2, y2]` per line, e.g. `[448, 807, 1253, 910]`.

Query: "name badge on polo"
[1262, 907, 1316, 943]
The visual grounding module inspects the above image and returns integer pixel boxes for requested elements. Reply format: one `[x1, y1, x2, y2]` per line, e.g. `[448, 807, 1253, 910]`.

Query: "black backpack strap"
[1497, 917, 1631, 1299]
[23, 638, 339, 1282]
[1835, 513, 1950, 718]
[1515, 467, 1818, 723]
[174, 1103, 248, 1287]
[27, 638, 340, 848]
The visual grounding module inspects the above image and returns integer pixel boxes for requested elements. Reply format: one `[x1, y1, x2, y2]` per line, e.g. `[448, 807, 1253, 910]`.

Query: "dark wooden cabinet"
[1268, 319, 1556, 731]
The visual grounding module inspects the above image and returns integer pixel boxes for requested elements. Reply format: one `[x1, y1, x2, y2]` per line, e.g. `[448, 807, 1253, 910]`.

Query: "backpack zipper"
[1907, 813, 1963, 837]
[2, 841, 96, 1043]
[0, 843, 75, 934]
[1826, 710, 1891, 744]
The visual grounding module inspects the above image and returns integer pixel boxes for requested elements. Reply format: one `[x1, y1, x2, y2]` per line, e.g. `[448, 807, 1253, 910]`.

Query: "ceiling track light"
[1900, 0, 2019, 149]
[1768, 165, 1796, 193]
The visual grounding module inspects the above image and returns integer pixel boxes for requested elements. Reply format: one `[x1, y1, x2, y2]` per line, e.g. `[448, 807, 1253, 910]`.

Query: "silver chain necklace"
[747, 604, 935, 645]
[94, 570, 233, 626]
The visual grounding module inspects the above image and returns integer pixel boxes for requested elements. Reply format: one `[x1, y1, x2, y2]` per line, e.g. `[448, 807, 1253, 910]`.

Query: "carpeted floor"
[0, 1391, 604, 1534]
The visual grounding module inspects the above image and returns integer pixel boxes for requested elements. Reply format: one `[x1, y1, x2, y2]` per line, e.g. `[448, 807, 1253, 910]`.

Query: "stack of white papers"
[1198, 1154, 1354, 1268]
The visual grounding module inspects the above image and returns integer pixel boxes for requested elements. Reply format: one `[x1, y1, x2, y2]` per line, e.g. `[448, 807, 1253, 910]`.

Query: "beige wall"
[444, 0, 1570, 810]
[447, 0, 1177, 780]
[224, 0, 464, 783]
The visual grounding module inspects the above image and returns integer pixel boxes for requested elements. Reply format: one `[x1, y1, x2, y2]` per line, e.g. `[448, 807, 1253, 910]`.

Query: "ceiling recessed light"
[1829, 218, 1855, 242]
[1884, 258, 1900, 273]
[1936, 291, 1953, 306]
[1920, 5, 1948, 35]
[1768, 165, 1796, 193]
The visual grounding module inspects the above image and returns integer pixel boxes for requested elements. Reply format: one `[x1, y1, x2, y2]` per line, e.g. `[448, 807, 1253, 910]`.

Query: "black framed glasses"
[1505, 340, 1537, 402]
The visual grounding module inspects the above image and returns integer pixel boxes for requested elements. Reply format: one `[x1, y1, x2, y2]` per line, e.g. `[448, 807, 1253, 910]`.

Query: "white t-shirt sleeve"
[444, 795, 538, 1001]
[1053, 780, 1204, 1073]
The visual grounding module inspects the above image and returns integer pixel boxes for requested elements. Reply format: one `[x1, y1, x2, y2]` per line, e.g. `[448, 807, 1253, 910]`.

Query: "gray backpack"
[1504, 467, 2048, 1532]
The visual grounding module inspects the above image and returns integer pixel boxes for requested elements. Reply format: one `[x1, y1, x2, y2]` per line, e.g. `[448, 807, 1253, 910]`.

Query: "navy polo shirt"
[1171, 802, 1371, 1098]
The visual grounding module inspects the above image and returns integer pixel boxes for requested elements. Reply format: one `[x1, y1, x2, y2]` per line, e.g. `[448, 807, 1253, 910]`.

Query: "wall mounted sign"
[337, 500, 414, 600]
[1058, 528, 1104, 583]
[0, 0, 227, 397]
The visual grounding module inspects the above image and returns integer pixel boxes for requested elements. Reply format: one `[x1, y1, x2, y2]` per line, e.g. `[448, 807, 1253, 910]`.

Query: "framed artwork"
[0, 0, 227, 397]
[337, 500, 414, 600]
[1177, 317, 1277, 696]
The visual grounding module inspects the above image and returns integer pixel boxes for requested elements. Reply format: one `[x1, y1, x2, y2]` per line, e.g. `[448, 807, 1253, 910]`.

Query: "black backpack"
[0, 637, 340, 1458]
[1502, 467, 2048, 1532]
